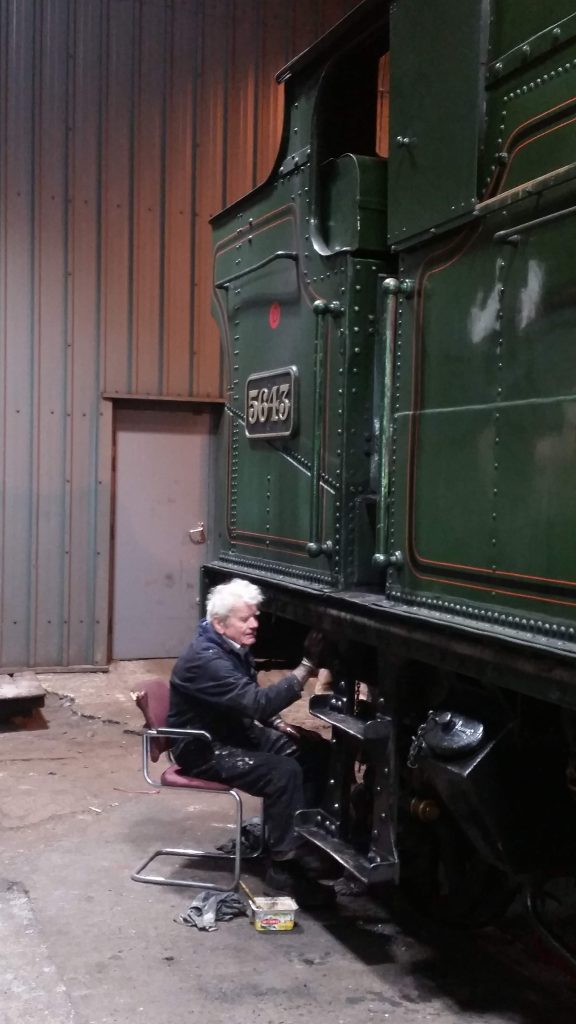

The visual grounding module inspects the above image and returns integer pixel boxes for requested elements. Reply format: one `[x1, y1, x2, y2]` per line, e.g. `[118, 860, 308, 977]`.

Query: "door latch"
[188, 523, 206, 545]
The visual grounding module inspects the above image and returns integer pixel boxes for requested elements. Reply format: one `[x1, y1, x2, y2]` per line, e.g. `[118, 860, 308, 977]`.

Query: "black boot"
[264, 859, 336, 907]
[293, 842, 344, 880]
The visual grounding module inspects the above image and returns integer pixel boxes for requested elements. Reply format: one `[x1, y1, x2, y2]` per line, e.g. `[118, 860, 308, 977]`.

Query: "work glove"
[302, 629, 325, 669]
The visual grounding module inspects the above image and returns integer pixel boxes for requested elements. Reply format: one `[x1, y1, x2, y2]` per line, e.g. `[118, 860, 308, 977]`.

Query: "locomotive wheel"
[399, 809, 515, 928]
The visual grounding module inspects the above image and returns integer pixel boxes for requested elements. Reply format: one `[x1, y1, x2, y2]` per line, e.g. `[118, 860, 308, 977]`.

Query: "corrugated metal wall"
[0, 0, 361, 669]
[103, 0, 360, 400]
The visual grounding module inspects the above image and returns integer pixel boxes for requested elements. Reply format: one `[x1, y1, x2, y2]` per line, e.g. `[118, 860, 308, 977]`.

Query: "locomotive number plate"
[245, 366, 298, 439]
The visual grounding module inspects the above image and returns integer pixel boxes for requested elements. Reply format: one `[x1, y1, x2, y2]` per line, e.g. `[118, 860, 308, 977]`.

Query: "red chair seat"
[160, 763, 232, 792]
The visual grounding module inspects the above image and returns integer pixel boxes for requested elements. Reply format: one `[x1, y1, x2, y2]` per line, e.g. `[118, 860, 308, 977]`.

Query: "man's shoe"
[264, 861, 336, 908]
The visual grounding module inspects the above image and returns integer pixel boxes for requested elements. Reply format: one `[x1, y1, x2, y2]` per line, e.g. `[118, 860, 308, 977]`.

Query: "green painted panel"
[390, 404, 576, 625]
[416, 234, 500, 410]
[388, 193, 576, 629]
[494, 399, 576, 587]
[497, 64, 576, 192]
[214, 219, 298, 292]
[388, 0, 486, 244]
[503, 120, 576, 195]
[481, 45, 576, 199]
[220, 245, 387, 578]
[409, 407, 496, 570]
[225, 267, 328, 566]
[234, 433, 316, 545]
[489, 1, 576, 59]
[500, 216, 576, 403]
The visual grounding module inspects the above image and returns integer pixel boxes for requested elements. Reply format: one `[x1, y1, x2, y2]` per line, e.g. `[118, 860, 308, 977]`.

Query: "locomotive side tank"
[208, 0, 576, 930]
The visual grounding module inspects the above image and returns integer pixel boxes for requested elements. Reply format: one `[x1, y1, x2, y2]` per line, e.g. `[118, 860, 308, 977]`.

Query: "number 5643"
[247, 383, 291, 424]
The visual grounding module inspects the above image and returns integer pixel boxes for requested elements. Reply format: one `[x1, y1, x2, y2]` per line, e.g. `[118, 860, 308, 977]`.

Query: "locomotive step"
[309, 694, 391, 743]
[295, 814, 396, 885]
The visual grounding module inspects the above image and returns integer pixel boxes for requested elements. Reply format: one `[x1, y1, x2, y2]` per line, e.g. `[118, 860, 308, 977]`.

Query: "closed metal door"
[112, 407, 213, 659]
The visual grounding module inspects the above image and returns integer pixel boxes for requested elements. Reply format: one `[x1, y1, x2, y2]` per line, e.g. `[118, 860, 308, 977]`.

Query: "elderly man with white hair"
[168, 577, 333, 904]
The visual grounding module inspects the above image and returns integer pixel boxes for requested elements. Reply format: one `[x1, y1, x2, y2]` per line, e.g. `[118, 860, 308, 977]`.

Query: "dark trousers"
[175, 726, 329, 855]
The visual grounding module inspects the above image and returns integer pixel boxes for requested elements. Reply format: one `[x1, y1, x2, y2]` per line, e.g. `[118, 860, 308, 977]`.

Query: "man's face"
[213, 602, 260, 647]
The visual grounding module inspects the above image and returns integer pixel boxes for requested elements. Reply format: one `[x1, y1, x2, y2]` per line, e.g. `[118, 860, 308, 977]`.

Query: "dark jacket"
[168, 619, 303, 767]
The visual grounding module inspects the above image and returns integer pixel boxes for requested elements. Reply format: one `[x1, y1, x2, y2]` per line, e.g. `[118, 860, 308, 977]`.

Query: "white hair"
[206, 578, 263, 623]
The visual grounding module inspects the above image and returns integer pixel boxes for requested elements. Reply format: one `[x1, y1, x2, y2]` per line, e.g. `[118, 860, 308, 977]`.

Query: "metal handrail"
[306, 299, 342, 558]
[373, 277, 412, 569]
[214, 250, 297, 289]
[493, 202, 576, 244]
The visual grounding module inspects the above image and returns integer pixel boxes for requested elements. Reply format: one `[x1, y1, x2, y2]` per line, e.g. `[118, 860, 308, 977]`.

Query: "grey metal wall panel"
[102, 0, 134, 395]
[163, 0, 199, 397]
[0, 0, 359, 668]
[66, 0, 105, 666]
[133, 0, 166, 396]
[193, 0, 228, 397]
[261, 0, 290, 180]
[1, 0, 36, 667]
[226, 1, 259, 203]
[33, 0, 69, 666]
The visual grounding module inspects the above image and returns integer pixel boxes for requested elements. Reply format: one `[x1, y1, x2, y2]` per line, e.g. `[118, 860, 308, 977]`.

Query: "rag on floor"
[216, 816, 263, 856]
[177, 890, 247, 931]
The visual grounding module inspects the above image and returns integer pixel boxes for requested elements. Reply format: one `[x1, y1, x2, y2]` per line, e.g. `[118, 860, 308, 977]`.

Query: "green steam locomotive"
[207, 0, 576, 935]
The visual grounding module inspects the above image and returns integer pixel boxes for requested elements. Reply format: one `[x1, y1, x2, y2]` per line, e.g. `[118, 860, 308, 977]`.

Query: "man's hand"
[314, 668, 333, 695]
[302, 630, 325, 669]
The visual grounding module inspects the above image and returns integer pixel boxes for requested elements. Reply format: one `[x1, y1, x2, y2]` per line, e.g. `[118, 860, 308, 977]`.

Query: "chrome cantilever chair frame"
[131, 722, 264, 891]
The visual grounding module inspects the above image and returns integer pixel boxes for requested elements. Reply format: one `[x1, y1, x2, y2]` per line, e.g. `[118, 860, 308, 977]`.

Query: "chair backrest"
[133, 678, 171, 762]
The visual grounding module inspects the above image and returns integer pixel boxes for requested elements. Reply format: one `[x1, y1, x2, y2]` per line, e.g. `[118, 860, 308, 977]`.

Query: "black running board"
[295, 814, 397, 885]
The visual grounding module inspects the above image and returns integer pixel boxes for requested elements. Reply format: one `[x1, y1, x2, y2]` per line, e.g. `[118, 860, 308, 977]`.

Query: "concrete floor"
[1, 662, 576, 1024]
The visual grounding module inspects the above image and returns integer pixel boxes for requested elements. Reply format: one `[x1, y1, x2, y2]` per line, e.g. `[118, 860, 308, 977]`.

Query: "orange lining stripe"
[408, 564, 576, 610]
[412, 551, 576, 589]
[483, 93, 576, 199]
[214, 203, 295, 252]
[214, 212, 296, 261]
[499, 112, 576, 193]
[234, 537, 310, 558]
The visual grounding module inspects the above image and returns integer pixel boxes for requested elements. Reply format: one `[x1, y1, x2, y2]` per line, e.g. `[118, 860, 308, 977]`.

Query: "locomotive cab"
[211, 0, 392, 590]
